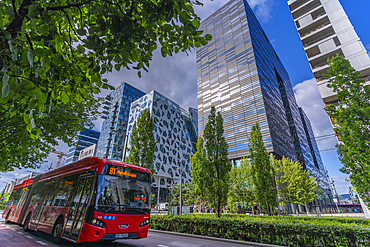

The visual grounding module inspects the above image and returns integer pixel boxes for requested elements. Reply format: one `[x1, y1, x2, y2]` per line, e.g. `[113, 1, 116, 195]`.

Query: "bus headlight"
[139, 219, 150, 227]
[90, 218, 106, 228]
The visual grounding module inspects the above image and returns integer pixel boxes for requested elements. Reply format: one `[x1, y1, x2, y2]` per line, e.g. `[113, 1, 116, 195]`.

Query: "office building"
[197, 0, 334, 212]
[96, 83, 145, 160]
[288, 0, 370, 104]
[126, 90, 198, 202]
[197, 0, 311, 166]
[65, 128, 100, 165]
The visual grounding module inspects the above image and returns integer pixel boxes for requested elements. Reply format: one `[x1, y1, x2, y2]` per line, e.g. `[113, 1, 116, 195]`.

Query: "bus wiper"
[124, 207, 147, 214]
[104, 204, 126, 213]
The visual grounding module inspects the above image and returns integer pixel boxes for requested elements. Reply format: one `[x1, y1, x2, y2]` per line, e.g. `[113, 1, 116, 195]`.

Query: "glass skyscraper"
[197, 0, 310, 165]
[196, 0, 334, 212]
[96, 83, 145, 160]
[66, 128, 100, 165]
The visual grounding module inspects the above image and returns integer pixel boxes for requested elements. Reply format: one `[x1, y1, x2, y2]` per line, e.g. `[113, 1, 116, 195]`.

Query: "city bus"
[2, 157, 152, 243]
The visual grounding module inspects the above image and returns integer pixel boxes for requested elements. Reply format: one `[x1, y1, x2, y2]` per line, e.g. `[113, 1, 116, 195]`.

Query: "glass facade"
[96, 83, 145, 160]
[196, 0, 334, 211]
[126, 90, 198, 189]
[65, 128, 100, 165]
[197, 0, 299, 161]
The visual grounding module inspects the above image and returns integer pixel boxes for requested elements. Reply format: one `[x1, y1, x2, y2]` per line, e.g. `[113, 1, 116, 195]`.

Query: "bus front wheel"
[51, 218, 63, 243]
[4, 211, 11, 224]
[23, 213, 32, 232]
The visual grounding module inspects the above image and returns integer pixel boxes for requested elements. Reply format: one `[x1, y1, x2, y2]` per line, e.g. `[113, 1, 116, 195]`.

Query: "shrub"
[150, 214, 370, 247]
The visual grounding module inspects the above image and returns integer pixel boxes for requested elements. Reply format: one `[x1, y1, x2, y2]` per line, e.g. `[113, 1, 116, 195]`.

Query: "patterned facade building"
[125, 90, 198, 202]
[197, 0, 334, 211]
[96, 83, 145, 160]
[66, 128, 100, 165]
[288, 0, 370, 104]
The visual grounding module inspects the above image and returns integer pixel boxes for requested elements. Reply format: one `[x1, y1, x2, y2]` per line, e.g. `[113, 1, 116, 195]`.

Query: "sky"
[1, 0, 370, 195]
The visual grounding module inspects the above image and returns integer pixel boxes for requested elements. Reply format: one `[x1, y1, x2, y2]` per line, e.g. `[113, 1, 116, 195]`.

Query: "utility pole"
[179, 152, 192, 215]
[179, 154, 183, 215]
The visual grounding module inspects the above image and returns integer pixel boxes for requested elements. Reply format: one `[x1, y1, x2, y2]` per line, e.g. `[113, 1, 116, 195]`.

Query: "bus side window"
[52, 174, 79, 207]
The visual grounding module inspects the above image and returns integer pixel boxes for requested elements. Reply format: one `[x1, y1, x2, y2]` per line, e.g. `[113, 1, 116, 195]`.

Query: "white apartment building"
[288, 0, 370, 103]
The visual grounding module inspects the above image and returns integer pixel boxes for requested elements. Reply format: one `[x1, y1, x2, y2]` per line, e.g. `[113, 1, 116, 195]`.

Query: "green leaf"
[205, 34, 212, 41]
[61, 91, 69, 104]
[76, 94, 83, 103]
[3, 3, 14, 17]
[2, 74, 10, 98]
[77, 29, 87, 36]
[114, 63, 121, 71]
[27, 51, 34, 68]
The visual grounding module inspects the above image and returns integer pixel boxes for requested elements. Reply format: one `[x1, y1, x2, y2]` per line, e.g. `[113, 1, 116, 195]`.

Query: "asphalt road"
[0, 210, 263, 247]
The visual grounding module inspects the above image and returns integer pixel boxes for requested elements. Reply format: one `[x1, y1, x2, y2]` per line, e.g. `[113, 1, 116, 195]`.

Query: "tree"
[228, 158, 256, 214]
[248, 123, 276, 215]
[324, 55, 370, 204]
[0, 98, 99, 171]
[170, 183, 201, 207]
[273, 157, 322, 216]
[191, 136, 208, 212]
[0, 0, 211, 169]
[202, 106, 231, 218]
[126, 109, 155, 174]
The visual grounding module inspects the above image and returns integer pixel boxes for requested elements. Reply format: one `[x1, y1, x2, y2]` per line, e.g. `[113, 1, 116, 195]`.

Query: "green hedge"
[0, 205, 5, 210]
[150, 214, 370, 247]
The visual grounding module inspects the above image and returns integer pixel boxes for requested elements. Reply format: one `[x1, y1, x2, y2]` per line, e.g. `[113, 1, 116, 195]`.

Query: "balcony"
[292, 0, 321, 20]
[299, 16, 330, 38]
[102, 110, 109, 115]
[103, 105, 109, 110]
[303, 26, 335, 48]
[307, 37, 341, 59]
[311, 49, 344, 73]
[289, 0, 310, 12]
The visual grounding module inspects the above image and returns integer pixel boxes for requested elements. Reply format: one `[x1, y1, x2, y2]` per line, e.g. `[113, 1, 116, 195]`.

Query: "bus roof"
[38, 157, 151, 183]
[11, 158, 151, 190]
[13, 177, 35, 190]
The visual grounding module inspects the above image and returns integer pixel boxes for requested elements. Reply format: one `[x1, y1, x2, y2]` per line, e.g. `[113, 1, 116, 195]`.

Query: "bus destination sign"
[102, 164, 150, 182]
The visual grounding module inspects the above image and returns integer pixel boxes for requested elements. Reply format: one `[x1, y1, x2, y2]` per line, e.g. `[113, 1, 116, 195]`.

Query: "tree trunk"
[251, 202, 255, 215]
[294, 204, 299, 216]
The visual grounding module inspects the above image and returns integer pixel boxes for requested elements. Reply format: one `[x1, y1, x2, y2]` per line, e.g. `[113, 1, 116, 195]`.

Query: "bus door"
[63, 174, 95, 241]
[11, 188, 29, 222]
[29, 181, 54, 230]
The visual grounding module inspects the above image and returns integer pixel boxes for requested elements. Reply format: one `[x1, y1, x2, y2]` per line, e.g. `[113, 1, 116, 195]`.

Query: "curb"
[149, 229, 286, 247]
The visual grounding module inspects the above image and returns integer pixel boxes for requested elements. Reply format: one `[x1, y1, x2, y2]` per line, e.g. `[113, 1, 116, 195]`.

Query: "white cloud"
[293, 78, 338, 151]
[247, 0, 275, 23]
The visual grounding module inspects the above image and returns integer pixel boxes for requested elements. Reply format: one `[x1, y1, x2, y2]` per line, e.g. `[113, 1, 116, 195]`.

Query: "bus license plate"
[115, 233, 129, 239]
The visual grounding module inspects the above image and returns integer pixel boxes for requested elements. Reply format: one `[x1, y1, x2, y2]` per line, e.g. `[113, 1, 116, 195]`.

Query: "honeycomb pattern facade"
[125, 90, 198, 188]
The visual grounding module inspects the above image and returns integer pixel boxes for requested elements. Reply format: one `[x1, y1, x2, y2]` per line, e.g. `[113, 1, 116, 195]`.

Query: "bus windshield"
[95, 175, 150, 214]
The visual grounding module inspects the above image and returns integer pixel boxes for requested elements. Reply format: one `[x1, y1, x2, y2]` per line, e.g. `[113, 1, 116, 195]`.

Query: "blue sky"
[1, 0, 369, 195]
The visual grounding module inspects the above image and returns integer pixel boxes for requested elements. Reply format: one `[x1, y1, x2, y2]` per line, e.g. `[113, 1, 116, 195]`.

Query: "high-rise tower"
[288, 0, 370, 104]
[96, 83, 145, 160]
[197, 0, 312, 168]
[66, 128, 100, 165]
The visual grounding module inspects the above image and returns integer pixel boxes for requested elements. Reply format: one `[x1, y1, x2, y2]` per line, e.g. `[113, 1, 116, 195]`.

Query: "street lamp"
[179, 152, 192, 215]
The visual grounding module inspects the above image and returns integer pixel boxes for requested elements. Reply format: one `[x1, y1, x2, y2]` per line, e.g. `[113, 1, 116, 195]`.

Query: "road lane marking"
[36, 241, 48, 245]
[26, 236, 34, 239]
[158, 245, 169, 247]
[17, 231, 24, 234]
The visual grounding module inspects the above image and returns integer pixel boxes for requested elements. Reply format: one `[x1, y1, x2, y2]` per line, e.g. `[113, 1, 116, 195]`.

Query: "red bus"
[2, 157, 152, 243]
